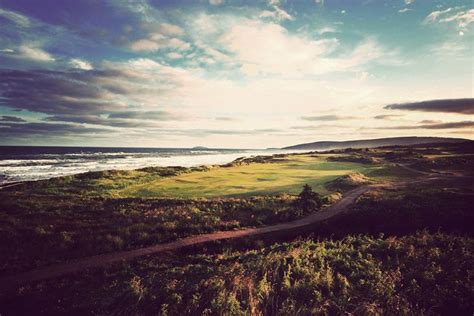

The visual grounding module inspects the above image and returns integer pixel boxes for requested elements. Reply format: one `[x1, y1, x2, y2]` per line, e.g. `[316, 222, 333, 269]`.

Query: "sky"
[0, 0, 472, 148]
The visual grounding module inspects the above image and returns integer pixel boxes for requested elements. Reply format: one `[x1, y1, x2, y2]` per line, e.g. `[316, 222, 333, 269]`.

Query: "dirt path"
[0, 182, 23, 190]
[0, 185, 373, 292]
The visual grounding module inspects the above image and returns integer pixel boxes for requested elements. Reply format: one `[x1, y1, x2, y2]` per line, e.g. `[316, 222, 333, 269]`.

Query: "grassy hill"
[282, 136, 468, 150]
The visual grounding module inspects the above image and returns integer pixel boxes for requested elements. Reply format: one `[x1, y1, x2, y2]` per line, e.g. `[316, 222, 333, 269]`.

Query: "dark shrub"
[294, 184, 322, 215]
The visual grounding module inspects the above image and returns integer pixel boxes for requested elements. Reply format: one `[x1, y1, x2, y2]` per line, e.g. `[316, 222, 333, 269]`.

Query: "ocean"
[0, 146, 284, 185]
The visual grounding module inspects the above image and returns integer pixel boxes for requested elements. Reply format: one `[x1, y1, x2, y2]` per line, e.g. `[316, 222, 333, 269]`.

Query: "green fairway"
[111, 155, 376, 198]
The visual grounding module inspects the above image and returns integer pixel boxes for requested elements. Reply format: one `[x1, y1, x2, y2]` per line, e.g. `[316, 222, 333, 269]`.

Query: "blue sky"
[0, 0, 472, 148]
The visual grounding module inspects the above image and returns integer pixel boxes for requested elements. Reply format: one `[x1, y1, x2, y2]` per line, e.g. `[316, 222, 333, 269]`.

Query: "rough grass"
[2, 232, 472, 315]
[365, 164, 422, 181]
[325, 172, 371, 192]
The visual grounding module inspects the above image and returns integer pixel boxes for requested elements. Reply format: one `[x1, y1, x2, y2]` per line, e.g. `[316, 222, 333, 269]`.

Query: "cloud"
[17, 45, 55, 62]
[424, 8, 453, 24]
[152, 127, 283, 137]
[317, 26, 337, 34]
[0, 122, 108, 139]
[158, 23, 185, 36]
[43, 115, 164, 128]
[220, 20, 338, 76]
[129, 39, 159, 51]
[108, 110, 183, 121]
[430, 41, 468, 56]
[214, 117, 237, 121]
[385, 98, 474, 114]
[291, 124, 351, 130]
[419, 119, 442, 124]
[439, 9, 474, 30]
[424, 8, 474, 32]
[129, 35, 191, 52]
[259, 0, 294, 22]
[259, 7, 294, 22]
[167, 52, 183, 59]
[301, 115, 359, 121]
[209, 0, 223, 5]
[69, 58, 93, 70]
[373, 114, 403, 120]
[219, 18, 394, 77]
[0, 115, 26, 122]
[0, 8, 30, 27]
[380, 121, 474, 130]
[0, 69, 121, 115]
[0, 59, 195, 130]
[398, 8, 412, 13]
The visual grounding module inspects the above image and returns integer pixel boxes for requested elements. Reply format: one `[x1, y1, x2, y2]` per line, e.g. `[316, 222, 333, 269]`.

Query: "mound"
[326, 172, 371, 191]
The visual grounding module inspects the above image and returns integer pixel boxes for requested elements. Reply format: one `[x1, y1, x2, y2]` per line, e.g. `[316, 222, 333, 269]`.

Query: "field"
[17, 152, 425, 200]
[0, 142, 473, 314]
[108, 155, 378, 198]
[1, 152, 390, 275]
[23, 154, 386, 199]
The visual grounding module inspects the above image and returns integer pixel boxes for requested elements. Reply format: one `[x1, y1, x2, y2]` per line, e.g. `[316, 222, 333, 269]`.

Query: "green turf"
[110, 155, 377, 198]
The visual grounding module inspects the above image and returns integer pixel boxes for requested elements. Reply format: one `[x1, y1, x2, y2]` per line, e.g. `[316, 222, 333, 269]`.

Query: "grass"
[14, 151, 434, 199]
[1, 146, 468, 275]
[364, 164, 422, 181]
[2, 232, 472, 315]
[1, 144, 473, 314]
[104, 155, 377, 198]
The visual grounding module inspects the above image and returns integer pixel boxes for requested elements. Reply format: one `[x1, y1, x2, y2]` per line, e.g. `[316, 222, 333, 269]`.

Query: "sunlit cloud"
[0, 0, 472, 147]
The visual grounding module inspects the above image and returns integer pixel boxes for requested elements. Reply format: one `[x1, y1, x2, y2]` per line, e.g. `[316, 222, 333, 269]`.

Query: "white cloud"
[166, 38, 191, 50]
[425, 8, 474, 32]
[440, 9, 474, 30]
[130, 39, 159, 51]
[259, 0, 294, 22]
[0, 8, 30, 27]
[158, 23, 185, 36]
[272, 5, 294, 21]
[404, 0, 415, 4]
[18, 45, 55, 62]
[318, 26, 336, 34]
[430, 41, 468, 56]
[219, 20, 388, 77]
[220, 21, 333, 75]
[398, 8, 412, 13]
[424, 8, 453, 24]
[167, 52, 183, 59]
[69, 58, 93, 70]
[209, 0, 223, 5]
[130, 36, 191, 52]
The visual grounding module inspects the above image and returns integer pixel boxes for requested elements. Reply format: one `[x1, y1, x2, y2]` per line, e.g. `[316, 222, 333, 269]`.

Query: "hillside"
[282, 136, 468, 150]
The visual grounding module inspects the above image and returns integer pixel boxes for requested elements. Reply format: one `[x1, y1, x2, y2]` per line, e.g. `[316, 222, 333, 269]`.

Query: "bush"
[294, 184, 322, 215]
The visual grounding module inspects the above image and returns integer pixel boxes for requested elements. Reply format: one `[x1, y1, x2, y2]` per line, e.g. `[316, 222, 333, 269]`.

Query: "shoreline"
[0, 149, 311, 188]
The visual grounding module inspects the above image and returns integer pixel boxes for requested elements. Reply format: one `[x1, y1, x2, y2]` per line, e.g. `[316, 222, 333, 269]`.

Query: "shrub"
[294, 184, 323, 214]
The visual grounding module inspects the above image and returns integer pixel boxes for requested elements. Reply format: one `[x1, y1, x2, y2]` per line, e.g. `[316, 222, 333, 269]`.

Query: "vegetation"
[1, 233, 472, 315]
[294, 184, 323, 214]
[0, 152, 386, 274]
[0, 194, 305, 275]
[325, 172, 370, 192]
[9, 154, 381, 198]
[1, 143, 473, 314]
